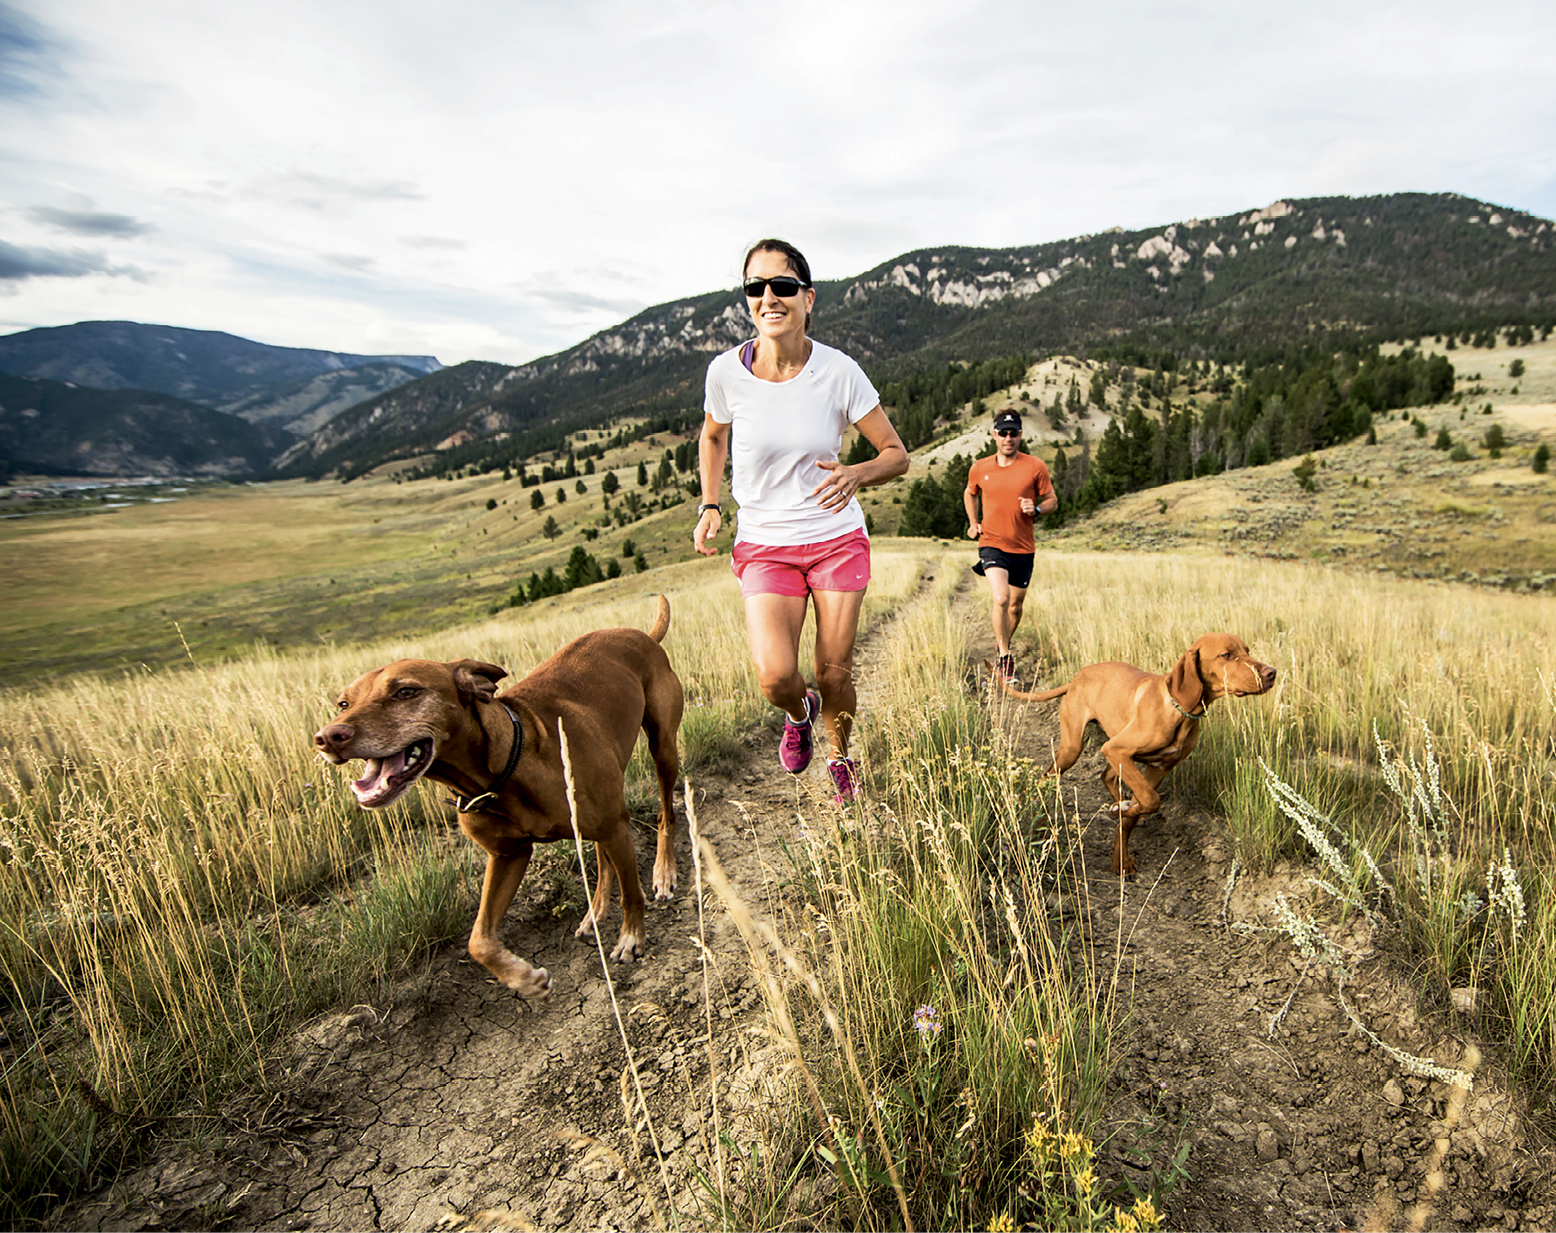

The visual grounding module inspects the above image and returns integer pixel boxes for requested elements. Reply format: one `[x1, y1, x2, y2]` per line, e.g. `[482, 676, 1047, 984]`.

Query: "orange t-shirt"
[966, 453, 1053, 554]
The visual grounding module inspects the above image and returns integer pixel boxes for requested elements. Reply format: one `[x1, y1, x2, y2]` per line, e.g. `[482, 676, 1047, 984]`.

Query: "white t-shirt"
[704, 339, 881, 546]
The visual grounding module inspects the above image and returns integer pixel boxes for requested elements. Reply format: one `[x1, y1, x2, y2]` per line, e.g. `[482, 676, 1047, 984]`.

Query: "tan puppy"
[994, 633, 1275, 875]
[315, 596, 683, 999]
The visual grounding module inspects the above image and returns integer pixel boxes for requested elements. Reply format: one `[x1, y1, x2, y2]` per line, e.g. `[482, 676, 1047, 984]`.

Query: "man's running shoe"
[996, 653, 1017, 684]
[779, 689, 821, 774]
[828, 757, 859, 805]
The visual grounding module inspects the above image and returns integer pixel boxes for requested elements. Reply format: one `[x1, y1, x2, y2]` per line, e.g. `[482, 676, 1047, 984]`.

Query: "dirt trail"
[54, 576, 1556, 1232]
[967, 606, 1556, 1232]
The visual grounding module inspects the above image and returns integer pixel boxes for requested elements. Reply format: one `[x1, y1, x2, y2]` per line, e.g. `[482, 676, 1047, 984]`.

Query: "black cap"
[993, 410, 1022, 432]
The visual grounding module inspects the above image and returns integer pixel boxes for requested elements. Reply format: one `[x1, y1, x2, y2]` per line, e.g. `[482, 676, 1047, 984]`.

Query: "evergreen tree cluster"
[870, 354, 1032, 454]
[509, 545, 625, 606]
[1065, 343, 1454, 515]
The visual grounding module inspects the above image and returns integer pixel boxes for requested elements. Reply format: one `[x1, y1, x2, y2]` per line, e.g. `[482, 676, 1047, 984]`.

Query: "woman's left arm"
[813, 406, 910, 511]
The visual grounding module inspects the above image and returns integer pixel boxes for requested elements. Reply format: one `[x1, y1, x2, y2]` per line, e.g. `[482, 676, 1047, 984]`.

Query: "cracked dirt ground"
[50, 576, 1556, 1231]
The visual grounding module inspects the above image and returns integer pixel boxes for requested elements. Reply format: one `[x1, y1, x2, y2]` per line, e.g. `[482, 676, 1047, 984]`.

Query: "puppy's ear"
[1166, 645, 1204, 712]
[449, 659, 507, 703]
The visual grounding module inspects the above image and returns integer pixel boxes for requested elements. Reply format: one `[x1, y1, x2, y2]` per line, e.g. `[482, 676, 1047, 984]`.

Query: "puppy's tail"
[983, 660, 1068, 702]
[648, 593, 671, 643]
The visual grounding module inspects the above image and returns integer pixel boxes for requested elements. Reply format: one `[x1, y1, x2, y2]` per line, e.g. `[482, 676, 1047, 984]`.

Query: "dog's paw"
[493, 953, 552, 1000]
[609, 932, 645, 964]
[519, 966, 553, 1000]
[574, 912, 599, 940]
[652, 864, 677, 901]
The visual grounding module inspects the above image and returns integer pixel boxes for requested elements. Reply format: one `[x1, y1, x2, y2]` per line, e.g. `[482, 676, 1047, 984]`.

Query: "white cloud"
[0, 0, 1551, 363]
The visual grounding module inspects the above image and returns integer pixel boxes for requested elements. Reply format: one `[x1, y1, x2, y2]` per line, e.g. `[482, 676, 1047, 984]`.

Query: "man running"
[964, 410, 1057, 683]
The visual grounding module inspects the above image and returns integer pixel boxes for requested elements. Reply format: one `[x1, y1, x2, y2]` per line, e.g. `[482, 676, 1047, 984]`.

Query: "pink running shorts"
[731, 528, 872, 598]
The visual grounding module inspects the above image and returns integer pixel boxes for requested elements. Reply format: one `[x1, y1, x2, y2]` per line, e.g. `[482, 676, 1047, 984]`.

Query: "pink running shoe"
[779, 689, 821, 774]
[828, 757, 859, 805]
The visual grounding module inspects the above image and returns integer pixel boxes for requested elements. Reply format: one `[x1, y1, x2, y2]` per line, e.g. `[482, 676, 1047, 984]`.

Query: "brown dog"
[993, 633, 1275, 875]
[315, 596, 684, 999]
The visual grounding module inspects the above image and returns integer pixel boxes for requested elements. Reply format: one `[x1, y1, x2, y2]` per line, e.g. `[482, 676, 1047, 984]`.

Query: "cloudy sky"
[2, 0, 1552, 366]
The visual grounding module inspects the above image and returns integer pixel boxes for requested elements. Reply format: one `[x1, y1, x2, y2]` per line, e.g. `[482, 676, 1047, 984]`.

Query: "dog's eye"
[394, 686, 419, 700]
[336, 699, 348, 710]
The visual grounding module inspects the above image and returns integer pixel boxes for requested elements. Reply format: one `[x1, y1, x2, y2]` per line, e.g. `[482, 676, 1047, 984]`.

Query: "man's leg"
[1006, 583, 1029, 643]
[985, 567, 1014, 655]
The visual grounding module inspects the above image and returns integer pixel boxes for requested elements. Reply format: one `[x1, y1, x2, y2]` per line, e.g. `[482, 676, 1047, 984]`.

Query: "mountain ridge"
[0, 371, 287, 478]
[282, 191, 1554, 480]
[0, 319, 441, 418]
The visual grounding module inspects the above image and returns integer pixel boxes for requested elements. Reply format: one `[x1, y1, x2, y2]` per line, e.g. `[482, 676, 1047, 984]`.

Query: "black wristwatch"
[698, 503, 722, 515]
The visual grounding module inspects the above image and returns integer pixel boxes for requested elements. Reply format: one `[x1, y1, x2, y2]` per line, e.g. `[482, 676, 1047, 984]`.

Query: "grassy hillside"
[3, 544, 1553, 1228]
[4, 335, 1552, 687]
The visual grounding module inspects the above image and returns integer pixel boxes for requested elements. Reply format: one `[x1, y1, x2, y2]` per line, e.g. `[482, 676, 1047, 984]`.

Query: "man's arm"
[963, 474, 981, 538]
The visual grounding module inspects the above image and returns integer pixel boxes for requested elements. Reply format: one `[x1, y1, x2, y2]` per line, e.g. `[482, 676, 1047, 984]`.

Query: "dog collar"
[1166, 692, 1207, 721]
[455, 704, 523, 813]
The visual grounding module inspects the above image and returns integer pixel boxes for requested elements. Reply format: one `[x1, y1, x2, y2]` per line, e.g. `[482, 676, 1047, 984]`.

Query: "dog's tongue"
[352, 751, 406, 804]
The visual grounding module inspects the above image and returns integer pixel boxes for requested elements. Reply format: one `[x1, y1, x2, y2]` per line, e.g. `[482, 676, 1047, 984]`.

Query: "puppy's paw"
[609, 932, 645, 963]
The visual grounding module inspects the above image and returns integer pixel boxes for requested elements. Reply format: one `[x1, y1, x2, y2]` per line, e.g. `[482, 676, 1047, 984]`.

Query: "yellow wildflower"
[1109, 1212, 1140, 1233]
[1131, 1196, 1161, 1230]
[1073, 1165, 1096, 1194]
[987, 1213, 1016, 1233]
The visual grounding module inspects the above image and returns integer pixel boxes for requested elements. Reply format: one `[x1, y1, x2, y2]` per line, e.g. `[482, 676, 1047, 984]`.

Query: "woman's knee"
[815, 658, 855, 699]
[754, 664, 800, 702]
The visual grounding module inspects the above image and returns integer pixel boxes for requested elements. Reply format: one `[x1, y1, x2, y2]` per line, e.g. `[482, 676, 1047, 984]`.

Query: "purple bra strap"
[740, 340, 756, 372]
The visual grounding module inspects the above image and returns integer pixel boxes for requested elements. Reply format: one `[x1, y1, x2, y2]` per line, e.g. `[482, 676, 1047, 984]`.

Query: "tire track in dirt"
[963, 587, 1556, 1232]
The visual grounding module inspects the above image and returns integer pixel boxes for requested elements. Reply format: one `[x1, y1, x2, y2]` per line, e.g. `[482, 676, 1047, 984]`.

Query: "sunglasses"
[743, 276, 810, 299]
[995, 428, 1021, 437]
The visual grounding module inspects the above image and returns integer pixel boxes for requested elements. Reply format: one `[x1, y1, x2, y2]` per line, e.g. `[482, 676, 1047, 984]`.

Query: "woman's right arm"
[693, 413, 729, 555]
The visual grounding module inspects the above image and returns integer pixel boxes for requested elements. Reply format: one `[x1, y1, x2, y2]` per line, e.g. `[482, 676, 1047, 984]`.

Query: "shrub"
[1535, 443, 1551, 475]
[1293, 455, 1317, 492]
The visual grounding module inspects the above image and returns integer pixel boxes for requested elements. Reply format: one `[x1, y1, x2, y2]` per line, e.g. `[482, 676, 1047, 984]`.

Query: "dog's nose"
[1260, 664, 1277, 688]
[315, 722, 355, 749]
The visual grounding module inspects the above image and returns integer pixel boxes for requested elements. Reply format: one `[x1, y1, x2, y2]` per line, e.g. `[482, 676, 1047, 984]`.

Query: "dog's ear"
[1166, 644, 1204, 712]
[449, 659, 507, 703]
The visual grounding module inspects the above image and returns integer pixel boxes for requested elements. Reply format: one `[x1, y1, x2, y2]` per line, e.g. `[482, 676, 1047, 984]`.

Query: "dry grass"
[0, 549, 926, 1224]
[1006, 550, 1556, 1100]
[704, 558, 1139, 1231]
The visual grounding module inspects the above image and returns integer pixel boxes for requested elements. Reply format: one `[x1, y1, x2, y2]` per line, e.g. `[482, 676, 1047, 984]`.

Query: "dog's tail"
[984, 660, 1069, 702]
[648, 593, 670, 643]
